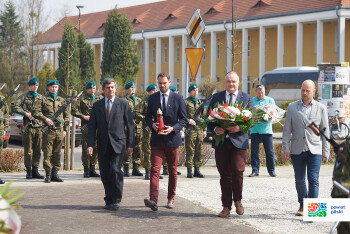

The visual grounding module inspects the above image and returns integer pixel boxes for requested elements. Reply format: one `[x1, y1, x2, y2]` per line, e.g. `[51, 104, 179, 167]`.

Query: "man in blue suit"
[144, 72, 187, 211]
[208, 71, 254, 217]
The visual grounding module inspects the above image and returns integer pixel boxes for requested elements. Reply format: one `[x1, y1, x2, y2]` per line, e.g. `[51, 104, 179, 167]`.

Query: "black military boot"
[145, 168, 150, 180]
[0, 178, 5, 184]
[44, 171, 51, 183]
[83, 166, 90, 178]
[32, 166, 44, 179]
[187, 167, 193, 178]
[26, 167, 33, 179]
[194, 167, 205, 178]
[162, 166, 169, 175]
[123, 164, 130, 177]
[132, 162, 143, 176]
[89, 165, 100, 177]
[51, 169, 64, 182]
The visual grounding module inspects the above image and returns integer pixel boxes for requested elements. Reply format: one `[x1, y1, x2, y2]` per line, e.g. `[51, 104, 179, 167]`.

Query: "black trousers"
[98, 140, 124, 205]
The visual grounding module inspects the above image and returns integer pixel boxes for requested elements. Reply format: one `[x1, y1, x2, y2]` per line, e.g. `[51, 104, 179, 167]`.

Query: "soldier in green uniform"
[0, 88, 9, 184]
[11, 78, 44, 179]
[71, 81, 101, 178]
[32, 80, 69, 183]
[138, 84, 163, 180]
[123, 81, 143, 177]
[184, 84, 206, 178]
[331, 141, 350, 234]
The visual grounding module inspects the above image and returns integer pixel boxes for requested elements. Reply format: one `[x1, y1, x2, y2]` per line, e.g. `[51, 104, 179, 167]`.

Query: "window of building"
[140, 45, 144, 64]
[162, 43, 167, 63]
[216, 76, 220, 82]
[203, 39, 206, 60]
[174, 77, 180, 91]
[151, 44, 155, 64]
[175, 42, 180, 62]
[335, 27, 338, 53]
[248, 35, 251, 58]
[247, 75, 251, 94]
[216, 38, 220, 60]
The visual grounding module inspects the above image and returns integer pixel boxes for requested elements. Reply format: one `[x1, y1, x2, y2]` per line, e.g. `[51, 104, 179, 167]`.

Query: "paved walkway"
[2, 165, 336, 233]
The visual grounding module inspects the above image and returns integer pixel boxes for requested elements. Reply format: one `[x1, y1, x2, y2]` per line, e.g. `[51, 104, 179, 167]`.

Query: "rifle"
[0, 84, 20, 110]
[298, 111, 339, 153]
[41, 91, 83, 134]
[0, 83, 5, 91]
[186, 94, 214, 133]
[23, 118, 39, 132]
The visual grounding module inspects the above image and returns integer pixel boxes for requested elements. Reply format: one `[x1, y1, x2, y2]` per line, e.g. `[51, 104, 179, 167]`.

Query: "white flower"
[227, 106, 241, 116]
[263, 113, 270, 121]
[241, 110, 252, 118]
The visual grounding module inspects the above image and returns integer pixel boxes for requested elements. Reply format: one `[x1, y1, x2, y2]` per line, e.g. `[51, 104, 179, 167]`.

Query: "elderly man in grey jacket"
[282, 79, 330, 217]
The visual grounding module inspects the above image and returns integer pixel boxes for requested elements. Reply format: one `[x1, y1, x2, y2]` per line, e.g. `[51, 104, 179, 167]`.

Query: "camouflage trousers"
[184, 129, 204, 168]
[42, 128, 64, 172]
[0, 128, 4, 162]
[81, 127, 98, 167]
[142, 126, 151, 169]
[22, 127, 42, 168]
[123, 126, 142, 165]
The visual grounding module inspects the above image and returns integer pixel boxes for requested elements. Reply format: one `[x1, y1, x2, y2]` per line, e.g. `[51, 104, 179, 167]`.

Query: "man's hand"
[152, 122, 159, 131]
[25, 112, 34, 120]
[63, 131, 66, 138]
[162, 125, 174, 135]
[284, 152, 290, 161]
[227, 125, 240, 133]
[214, 127, 225, 136]
[126, 148, 133, 154]
[203, 131, 207, 138]
[83, 115, 90, 121]
[87, 147, 93, 157]
[188, 119, 196, 126]
[322, 156, 328, 164]
[45, 118, 53, 126]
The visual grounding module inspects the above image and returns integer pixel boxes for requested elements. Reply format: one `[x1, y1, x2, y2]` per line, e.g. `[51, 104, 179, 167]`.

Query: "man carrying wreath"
[208, 71, 254, 218]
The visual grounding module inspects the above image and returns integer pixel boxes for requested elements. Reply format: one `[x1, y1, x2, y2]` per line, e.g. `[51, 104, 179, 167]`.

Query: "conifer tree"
[78, 32, 96, 85]
[36, 62, 55, 94]
[101, 8, 139, 84]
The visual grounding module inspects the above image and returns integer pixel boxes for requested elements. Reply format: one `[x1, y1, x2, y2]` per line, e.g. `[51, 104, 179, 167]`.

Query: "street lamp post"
[76, 5, 84, 33]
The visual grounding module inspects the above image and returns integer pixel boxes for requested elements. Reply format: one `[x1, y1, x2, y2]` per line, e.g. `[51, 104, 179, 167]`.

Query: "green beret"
[169, 86, 177, 92]
[47, 79, 59, 86]
[28, 77, 39, 86]
[146, 84, 157, 92]
[85, 81, 96, 89]
[188, 84, 198, 93]
[124, 81, 135, 90]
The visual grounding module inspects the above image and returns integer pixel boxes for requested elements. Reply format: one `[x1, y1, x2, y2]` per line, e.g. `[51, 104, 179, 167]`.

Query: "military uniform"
[72, 92, 102, 177]
[32, 90, 69, 183]
[331, 140, 350, 234]
[12, 91, 44, 179]
[0, 95, 9, 184]
[184, 96, 206, 177]
[123, 95, 143, 176]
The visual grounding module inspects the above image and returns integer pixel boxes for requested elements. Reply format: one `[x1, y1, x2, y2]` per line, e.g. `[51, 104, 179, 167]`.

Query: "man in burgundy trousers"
[144, 72, 187, 211]
[208, 71, 254, 217]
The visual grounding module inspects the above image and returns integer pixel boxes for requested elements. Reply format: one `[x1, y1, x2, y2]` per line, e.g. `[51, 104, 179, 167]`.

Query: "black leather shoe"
[248, 172, 259, 177]
[89, 165, 100, 177]
[144, 198, 158, 211]
[194, 167, 205, 178]
[145, 169, 150, 180]
[44, 173, 51, 183]
[187, 167, 193, 178]
[177, 171, 181, 175]
[162, 166, 169, 175]
[132, 163, 143, 176]
[83, 166, 90, 178]
[123, 164, 130, 177]
[159, 175, 164, 179]
[104, 204, 111, 210]
[32, 167, 44, 179]
[269, 172, 277, 177]
[51, 169, 64, 182]
[108, 203, 120, 211]
[26, 167, 32, 179]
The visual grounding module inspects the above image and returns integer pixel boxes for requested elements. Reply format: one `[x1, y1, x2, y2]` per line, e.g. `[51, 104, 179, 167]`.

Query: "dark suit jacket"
[208, 90, 254, 149]
[87, 97, 135, 155]
[145, 91, 187, 147]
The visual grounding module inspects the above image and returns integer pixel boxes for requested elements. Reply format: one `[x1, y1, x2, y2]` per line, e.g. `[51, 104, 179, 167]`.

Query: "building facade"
[37, 0, 350, 96]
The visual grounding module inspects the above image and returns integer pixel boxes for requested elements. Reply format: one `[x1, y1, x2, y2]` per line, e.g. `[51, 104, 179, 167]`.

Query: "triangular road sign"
[185, 48, 204, 81]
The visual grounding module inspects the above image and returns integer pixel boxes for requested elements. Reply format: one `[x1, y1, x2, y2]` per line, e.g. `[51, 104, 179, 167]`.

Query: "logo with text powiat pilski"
[308, 203, 327, 217]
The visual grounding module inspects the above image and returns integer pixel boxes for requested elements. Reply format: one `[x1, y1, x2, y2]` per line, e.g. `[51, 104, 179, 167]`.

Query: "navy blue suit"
[146, 91, 187, 147]
[208, 90, 254, 149]
[145, 90, 187, 203]
[208, 90, 254, 209]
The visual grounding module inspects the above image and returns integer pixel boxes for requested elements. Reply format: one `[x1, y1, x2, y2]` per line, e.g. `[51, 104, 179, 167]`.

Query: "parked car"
[3, 126, 10, 148]
[9, 113, 82, 147]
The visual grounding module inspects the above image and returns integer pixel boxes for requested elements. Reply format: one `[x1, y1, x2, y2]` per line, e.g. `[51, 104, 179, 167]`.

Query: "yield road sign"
[185, 48, 205, 81]
[186, 9, 205, 46]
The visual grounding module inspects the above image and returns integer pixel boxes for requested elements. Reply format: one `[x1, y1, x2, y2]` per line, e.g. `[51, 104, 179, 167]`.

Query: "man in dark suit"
[87, 78, 134, 211]
[208, 71, 254, 217]
[144, 72, 187, 211]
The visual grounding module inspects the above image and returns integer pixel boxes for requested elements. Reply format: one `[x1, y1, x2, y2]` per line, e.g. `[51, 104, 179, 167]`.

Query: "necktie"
[162, 94, 166, 115]
[106, 99, 111, 121]
[229, 93, 233, 106]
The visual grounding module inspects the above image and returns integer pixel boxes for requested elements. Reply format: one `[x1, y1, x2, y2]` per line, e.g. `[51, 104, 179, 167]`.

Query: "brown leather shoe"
[296, 204, 303, 216]
[234, 201, 244, 215]
[166, 199, 175, 209]
[218, 207, 231, 217]
[144, 198, 158, 211]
